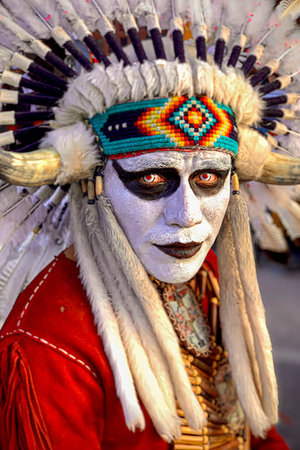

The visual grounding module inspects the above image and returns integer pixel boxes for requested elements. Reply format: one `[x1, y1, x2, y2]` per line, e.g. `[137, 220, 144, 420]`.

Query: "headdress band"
[89, 95, 239, 158]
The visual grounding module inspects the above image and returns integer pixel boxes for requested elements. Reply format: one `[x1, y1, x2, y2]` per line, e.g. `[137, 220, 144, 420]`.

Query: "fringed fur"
[70, 184, 145, 432]
[228, 194, 278, 424]
[41, 123, 100, 184]
[217, 211, 271, 437]
[90, 227, 177, 415]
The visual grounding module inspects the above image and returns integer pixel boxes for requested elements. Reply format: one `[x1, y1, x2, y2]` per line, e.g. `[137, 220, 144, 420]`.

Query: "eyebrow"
[117, 155, 232, 172]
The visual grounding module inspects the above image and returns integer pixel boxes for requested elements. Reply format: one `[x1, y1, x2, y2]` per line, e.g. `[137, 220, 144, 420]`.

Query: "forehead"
[115, 150, 232, 172]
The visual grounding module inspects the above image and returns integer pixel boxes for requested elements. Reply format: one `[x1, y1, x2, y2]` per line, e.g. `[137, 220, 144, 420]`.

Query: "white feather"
[0, 13, 35, 53]
[69, 0, 103, 31]
[245, 0, 274, 46]
[1, 0, 51, 39]
[152, 0, 172, 30]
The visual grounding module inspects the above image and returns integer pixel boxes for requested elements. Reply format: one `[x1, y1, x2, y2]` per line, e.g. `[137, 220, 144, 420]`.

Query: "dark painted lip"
[154, 242, 202, 259]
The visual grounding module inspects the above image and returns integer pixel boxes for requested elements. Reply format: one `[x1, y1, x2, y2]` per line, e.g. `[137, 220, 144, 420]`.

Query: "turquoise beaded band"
[89, 95, 239, 157]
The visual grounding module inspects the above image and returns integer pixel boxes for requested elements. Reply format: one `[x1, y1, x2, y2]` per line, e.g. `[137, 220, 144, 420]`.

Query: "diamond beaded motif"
[89, 96, 238, 158]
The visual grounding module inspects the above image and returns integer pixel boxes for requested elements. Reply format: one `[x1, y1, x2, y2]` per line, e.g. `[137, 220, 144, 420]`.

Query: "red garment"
[0, 253, 167, 450]
[0, 251, 287, 449]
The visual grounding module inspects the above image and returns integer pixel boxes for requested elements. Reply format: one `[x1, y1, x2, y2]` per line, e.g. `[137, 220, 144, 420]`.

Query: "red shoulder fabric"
[0, 253, 168, 450]
[251, 426, 289, 450]
[0, 341, 52, 450]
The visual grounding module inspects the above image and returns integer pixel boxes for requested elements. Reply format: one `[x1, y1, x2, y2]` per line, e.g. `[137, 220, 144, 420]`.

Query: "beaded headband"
[89, 96, 239, 158]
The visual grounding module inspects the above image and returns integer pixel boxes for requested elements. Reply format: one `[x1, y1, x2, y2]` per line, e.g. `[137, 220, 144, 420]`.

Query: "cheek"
[202, 181, 230, 233]
[103, 167, 163, 247]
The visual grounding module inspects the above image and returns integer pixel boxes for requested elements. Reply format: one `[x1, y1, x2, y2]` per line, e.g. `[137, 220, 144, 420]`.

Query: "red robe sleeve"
[0, 254, 168, 450]
[0, 336, 104, 450]
[251, 426, 289, 450]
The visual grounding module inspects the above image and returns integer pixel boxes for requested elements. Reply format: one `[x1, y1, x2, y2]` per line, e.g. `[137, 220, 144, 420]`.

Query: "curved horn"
[255, 152, 300, 185]
[0, 147, 61, 186]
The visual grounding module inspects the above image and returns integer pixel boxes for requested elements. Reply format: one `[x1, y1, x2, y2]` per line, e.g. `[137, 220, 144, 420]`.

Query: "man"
[0, 0, 298, 448]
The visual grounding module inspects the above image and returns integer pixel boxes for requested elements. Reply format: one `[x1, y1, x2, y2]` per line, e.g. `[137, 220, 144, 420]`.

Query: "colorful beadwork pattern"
[89, 96, 238, 158]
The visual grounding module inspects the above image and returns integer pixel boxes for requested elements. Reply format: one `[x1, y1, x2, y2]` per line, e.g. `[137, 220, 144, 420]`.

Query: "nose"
[164, 181, 203, 228]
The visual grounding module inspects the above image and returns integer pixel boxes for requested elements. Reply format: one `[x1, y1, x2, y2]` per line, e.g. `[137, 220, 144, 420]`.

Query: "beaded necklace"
[150, 263, 250, 450]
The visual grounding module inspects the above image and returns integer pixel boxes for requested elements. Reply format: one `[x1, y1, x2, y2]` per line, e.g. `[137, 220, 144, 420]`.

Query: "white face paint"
[103, 150, 231, 283]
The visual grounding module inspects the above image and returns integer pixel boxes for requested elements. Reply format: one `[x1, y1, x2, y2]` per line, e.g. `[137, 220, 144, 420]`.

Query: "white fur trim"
[229, 195, 278, 424]
[140, 61, 160, 99]
[41, 123, 99, 184]
[235, 127, 271, 181]
[217, 214, 272, 437]
[176, 63, 194, 97]
[124, 63, 147, 102]
[156, 60, 178, 98]
[70, 185, 145, 432]
[106, 63, 131, 104]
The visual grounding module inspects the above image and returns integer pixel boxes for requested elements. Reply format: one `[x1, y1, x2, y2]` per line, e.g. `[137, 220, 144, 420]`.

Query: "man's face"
[103, 150, 231, 283]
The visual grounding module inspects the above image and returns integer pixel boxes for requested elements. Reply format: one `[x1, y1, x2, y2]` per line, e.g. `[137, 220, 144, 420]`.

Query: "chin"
[144, 248, 210, 284]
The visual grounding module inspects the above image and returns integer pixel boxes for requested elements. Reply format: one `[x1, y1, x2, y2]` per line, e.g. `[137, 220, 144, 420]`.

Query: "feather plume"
[68, 0, 102, 31]
[0, 13, 36, 53]
[19, 0, 74, 37]
[258, 9, 299, 68]
[277, 34, 300, 79]
[1, 0, 51, 39]
[105, 0, 127, 22]
[244, 0, 274, 46]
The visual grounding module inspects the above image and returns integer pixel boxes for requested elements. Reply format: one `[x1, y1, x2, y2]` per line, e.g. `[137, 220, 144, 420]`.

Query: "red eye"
[138, 173, 166, 185]
[194, 172, 218, 186]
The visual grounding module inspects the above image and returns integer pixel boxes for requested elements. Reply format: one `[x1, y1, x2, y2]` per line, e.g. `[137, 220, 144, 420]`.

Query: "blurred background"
[257, 254, 300, 449]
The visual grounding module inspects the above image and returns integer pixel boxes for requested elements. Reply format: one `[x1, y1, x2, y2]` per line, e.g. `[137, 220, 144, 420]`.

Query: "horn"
[255, 152, 300, 185]
[0, 147, 61, 186]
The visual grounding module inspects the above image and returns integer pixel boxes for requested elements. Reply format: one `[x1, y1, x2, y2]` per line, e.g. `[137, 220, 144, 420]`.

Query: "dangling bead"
[95, 174, 103, 198]
[231, 172, 240, 195]
[87, 179, 96, 204]
[81, 179, 88, 195]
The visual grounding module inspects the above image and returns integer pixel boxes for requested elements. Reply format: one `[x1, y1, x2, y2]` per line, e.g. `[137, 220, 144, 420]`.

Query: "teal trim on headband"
[89, 96, 239, 157]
